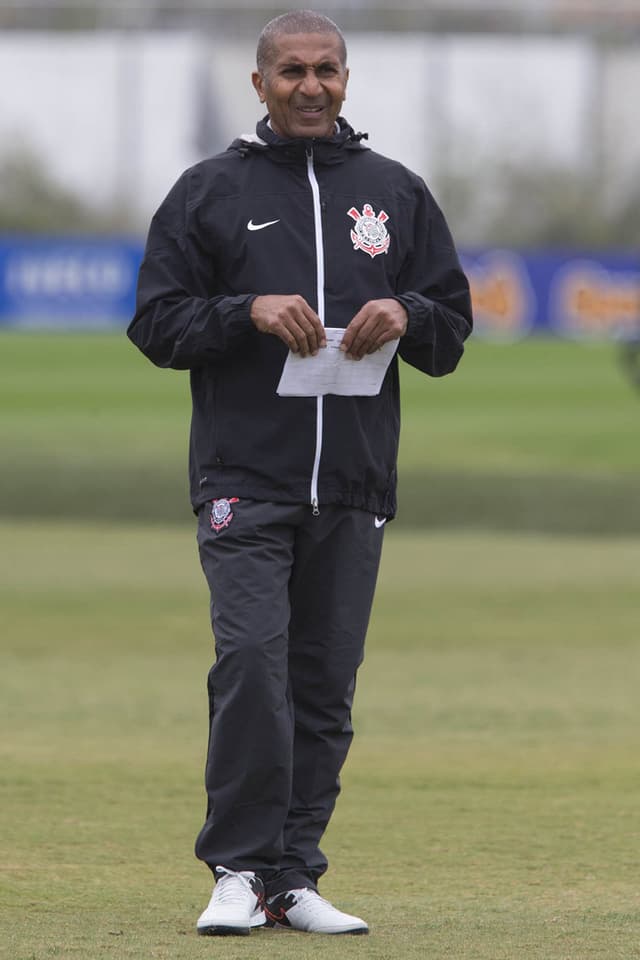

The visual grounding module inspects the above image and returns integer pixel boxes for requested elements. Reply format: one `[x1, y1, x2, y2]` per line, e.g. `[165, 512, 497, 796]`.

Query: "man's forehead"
[270, 32, 345, 65]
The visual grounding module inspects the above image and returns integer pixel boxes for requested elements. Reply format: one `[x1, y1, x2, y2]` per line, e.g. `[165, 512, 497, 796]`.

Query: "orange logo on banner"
[464, 251, 535, 341]
[552, 261, 640, 338]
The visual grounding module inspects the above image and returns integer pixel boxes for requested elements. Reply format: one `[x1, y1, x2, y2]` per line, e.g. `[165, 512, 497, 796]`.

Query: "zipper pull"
[312, 498, 320, 517]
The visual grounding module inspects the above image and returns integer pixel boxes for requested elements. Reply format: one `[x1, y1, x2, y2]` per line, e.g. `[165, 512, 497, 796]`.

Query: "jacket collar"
[232, 116, 368, 165]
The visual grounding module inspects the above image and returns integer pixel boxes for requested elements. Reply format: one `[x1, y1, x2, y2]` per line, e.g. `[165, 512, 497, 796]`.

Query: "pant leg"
[194, 499, 302, 874]
[265, 505, 385, 895]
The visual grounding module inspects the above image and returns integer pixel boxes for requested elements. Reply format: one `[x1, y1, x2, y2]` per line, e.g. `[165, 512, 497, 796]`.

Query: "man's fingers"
[341, 307, 384, 359]
[251, 295, 325, 355]
[339, 311, 367, 357]
[341, 299, 408, 359]
[288, 315, 325, 356]
[296, 303, 326, 355]
[346, 319, 384, 359]
[252, 295, 406, 359]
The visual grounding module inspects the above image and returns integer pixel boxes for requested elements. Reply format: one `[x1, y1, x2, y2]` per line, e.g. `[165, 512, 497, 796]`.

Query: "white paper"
[276, 328, 399, 397]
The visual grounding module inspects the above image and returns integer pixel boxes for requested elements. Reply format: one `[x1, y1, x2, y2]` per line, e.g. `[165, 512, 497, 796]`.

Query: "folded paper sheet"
[277, 328, 399, 397]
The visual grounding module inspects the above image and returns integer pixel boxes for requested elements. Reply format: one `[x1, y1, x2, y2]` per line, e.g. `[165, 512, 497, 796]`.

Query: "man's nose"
[300, 69, 322, 96]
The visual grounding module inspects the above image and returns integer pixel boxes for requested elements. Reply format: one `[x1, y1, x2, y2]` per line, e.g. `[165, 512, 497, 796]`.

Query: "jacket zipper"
[306, 145, 324, 516]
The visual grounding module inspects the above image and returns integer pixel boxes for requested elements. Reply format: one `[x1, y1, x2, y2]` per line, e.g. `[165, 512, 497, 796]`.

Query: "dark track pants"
[194, 499, 385, 895]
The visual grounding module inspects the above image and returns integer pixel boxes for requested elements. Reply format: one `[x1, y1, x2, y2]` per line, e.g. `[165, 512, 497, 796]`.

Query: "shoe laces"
[213, 866, 256, 907]
[289, 888, 334, 917]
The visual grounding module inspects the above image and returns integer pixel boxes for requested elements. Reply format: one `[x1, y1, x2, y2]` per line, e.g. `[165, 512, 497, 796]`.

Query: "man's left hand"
[340, 299, 408, 360]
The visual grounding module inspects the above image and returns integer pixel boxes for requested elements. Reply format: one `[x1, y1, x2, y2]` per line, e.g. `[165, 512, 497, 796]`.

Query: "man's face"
[252, 32, 349, 140]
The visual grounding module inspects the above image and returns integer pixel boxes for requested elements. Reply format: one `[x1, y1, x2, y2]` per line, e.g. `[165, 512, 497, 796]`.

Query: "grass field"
[2, 521, 639, 959]
[0, 332, 639, 532]
[1, 332, 639, 958]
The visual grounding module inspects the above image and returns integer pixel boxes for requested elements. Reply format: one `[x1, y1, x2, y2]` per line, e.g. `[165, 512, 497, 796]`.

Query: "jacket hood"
[230, 115, 369, 165]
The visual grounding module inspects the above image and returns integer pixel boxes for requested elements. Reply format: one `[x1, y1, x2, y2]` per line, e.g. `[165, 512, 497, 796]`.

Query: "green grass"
[1, 332, 639, 532]
[2, 519, 639, 959]
[399, 336, 639, 475]
[1, 330, 639, 956]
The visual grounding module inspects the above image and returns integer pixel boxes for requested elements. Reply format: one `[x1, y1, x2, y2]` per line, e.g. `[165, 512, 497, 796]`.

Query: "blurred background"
[1, 0, 639, 338]
[0, 0, 639, 242]
[0, 0, 639, 527]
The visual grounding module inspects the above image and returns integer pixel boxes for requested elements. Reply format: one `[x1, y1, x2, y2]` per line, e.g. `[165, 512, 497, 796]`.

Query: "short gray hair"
[256, 10, 347, 75]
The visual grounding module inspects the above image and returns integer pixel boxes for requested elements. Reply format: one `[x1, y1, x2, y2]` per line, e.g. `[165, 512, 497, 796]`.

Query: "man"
[128, 9, 472, 937]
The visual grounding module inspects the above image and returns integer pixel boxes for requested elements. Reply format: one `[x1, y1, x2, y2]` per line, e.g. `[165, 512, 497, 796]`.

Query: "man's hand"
[340, 299, 408, 360]
[251, 295, 326, 357]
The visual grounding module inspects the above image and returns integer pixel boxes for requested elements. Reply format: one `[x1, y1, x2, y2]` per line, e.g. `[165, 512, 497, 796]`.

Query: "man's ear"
[251, 71, 265, 104]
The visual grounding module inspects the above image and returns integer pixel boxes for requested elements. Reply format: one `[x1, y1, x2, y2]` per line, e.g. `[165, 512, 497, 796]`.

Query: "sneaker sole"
[264, 922, 369, 935]
[197, 925, 251, 936]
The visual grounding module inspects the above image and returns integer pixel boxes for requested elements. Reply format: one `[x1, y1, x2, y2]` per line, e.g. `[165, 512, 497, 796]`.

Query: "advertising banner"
[0, 236, 638, 340]
[461, 249, 640, 341]
[0, 236, 140, 329]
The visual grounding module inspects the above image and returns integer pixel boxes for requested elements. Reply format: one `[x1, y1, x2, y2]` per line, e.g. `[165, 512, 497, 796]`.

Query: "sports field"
[1, 333, 639, 959]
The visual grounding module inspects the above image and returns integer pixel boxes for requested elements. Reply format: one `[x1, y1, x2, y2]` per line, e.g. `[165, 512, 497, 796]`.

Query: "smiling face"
[252, 32, 349, 140]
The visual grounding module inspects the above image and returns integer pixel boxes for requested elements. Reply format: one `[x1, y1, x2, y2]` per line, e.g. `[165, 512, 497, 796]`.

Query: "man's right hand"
[250, 295, 326, 357]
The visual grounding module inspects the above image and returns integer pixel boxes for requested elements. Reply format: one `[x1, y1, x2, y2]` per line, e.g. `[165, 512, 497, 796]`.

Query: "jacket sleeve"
[127, 171, 256, 370]
[393, 180, 472, 377]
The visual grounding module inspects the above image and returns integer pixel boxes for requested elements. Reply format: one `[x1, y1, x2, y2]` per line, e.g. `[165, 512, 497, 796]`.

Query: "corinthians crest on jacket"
[347, 203, 390, 259]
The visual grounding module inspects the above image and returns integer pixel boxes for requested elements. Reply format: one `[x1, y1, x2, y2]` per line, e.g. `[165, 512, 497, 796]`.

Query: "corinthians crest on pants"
[347, 203, 390, 259]
[209, 497, 239, 532]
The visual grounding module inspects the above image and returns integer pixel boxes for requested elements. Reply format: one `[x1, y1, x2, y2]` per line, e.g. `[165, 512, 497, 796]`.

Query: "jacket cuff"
[218, 293, 258, 336]
[393, 293, 434, 343]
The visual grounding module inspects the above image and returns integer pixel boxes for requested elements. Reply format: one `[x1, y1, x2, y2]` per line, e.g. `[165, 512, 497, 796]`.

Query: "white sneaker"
[264, 888, 368, 935]
[196, 865, 266, 936]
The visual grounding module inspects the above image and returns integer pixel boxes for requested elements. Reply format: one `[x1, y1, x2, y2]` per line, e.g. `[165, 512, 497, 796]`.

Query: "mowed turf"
[1, 330, 639, 957]
[0, 332, 639, 532]
[2, 519, 639, 960]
